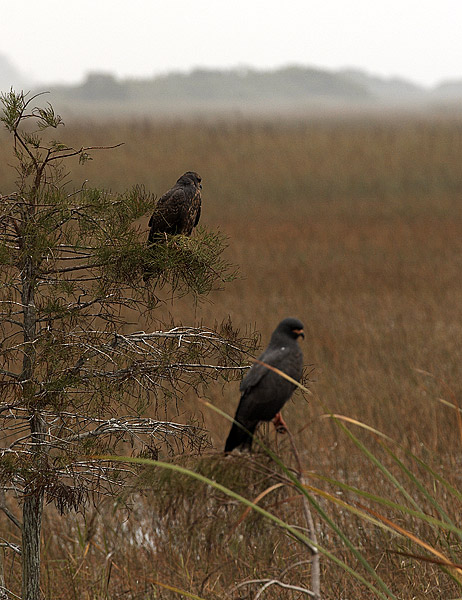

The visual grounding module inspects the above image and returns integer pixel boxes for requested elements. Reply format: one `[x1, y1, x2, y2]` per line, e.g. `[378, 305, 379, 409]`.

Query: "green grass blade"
[326, 415, 424, 514]
[328, 415, 462, 540]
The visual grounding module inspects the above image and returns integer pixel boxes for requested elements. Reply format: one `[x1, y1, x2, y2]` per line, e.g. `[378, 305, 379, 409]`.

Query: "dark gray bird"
[148, 171, 202, 242]
[224, 317, 304, 452]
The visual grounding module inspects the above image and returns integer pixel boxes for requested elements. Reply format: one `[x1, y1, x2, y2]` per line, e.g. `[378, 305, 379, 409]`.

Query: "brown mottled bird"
[225, 318, 304, 453]
[148, 172, 202, 242]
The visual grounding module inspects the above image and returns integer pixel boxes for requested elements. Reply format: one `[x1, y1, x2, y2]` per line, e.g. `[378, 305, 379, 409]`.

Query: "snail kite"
[225, 317, 304, 452]
[148, 171, 202, 242]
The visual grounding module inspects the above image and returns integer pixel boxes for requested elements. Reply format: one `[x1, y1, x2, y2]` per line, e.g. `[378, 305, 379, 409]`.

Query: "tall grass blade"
[326, 414, 425, 513]
[357, 503, 462, 582]
[202, 401, 398, 599]
[329, 414, 462, 538]
[307, 472, 462, 538]
[98, 455, 397, 600]
[147, 579, 208, 600]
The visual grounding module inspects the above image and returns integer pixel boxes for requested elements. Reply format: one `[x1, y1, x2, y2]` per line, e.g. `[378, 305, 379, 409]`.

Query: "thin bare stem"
[286, 427, 321, 600]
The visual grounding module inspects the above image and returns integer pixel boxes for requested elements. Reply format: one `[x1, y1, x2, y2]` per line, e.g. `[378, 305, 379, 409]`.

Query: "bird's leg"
[273, 412, 288, 434]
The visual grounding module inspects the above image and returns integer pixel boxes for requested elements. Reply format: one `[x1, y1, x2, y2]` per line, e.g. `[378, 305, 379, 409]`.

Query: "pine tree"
[0, 90, 255, 599]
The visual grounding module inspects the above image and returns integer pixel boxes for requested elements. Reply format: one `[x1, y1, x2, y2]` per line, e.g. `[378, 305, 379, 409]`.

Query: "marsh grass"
[1, 114, 462, 597]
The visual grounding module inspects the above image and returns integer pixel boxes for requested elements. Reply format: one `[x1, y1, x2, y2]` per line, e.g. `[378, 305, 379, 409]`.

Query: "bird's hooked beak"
[294, 328, 305, 339]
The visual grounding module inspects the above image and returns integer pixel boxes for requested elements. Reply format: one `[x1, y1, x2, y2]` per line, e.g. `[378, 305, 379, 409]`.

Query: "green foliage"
[0, 88, 26, 131]
[34, 103, 63, 130]
[120, 227, 237, 296]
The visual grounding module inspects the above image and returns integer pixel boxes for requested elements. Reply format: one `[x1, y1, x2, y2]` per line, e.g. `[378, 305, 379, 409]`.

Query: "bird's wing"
[193, 199, 201, 227]
[148, 187, 188, 234]
[239, 346, 286, 394]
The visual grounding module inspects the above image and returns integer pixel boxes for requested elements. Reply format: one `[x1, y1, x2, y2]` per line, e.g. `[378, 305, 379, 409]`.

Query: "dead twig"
[235, 577, 316, 598]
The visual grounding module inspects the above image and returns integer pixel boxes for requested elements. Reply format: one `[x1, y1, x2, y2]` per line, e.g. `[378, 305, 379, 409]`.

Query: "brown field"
[1, 115, 462, 598]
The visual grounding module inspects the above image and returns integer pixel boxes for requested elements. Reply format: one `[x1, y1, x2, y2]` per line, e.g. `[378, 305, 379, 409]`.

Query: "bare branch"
[0, 540, 21, 555]
[0, 490, 21, 530]
[41, 262, 104, 275]
[46, 143, 123, 163]
[61, 417, 205, 445]
[0, 369, 21, 381]
[234, 578, 315, 598]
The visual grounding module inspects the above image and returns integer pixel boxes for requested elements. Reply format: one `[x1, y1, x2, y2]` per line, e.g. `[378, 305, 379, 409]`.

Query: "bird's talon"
[273, 411, 288, 434]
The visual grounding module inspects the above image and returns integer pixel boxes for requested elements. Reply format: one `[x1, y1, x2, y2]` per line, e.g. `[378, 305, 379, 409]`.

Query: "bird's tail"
[224, 421, 257, 453]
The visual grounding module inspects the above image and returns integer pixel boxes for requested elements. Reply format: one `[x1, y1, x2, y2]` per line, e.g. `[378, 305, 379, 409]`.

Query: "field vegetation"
[1, 112, 462, 598]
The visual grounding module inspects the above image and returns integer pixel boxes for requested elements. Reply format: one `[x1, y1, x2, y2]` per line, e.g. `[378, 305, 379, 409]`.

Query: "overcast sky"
[2, 0, 461, 87]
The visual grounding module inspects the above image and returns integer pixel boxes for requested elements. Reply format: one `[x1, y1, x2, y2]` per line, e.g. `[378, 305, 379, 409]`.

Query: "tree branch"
[0, 490, 21, 530]
[41, 262, 104, 275]
[61, 417, 206, 444]
[235, 578, 315, 598]
[0, 540, 21, 555]
[45, 143, 123, 163]
[0, 369, 21, 381]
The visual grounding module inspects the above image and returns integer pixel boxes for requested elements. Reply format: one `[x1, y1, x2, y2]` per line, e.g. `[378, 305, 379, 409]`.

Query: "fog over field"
[2, 52, 462, 119]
